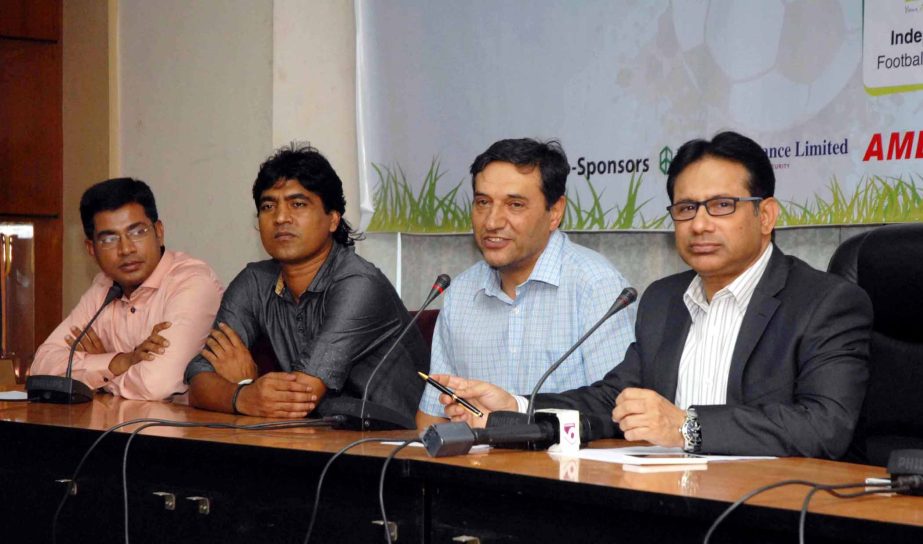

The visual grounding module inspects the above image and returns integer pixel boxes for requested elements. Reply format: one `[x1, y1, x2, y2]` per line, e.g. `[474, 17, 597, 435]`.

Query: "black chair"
[827, 223, 923, 466]
[410, 309, 440, 349]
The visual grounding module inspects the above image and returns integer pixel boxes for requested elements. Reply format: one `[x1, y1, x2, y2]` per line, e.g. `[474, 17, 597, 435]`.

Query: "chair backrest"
[410, 309, 440, 349]
[827, 223, 923, 465]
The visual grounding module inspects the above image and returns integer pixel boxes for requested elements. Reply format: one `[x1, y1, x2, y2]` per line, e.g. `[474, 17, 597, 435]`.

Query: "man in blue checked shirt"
[416, 138, 636, 428]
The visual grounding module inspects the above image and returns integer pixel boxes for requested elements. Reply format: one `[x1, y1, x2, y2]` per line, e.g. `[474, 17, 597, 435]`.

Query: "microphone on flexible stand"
[26, 283, 123, 404]
[526, 286, 637, 422]
[422, 417, 558, 457]
[421, 411, 616, 457]
[317, 274, 451, 430]
[483, 287, 638, 449]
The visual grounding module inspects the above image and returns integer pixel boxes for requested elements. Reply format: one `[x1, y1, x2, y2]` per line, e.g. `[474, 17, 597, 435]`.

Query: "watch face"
[681, 414, 702, 452]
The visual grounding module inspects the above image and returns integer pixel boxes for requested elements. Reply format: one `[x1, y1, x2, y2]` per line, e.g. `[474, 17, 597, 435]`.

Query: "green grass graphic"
[777, 175, 923, 226]
[367, 162, 923, 232]
[366, 160, 471, 233]
[368, 160, 667, 232]
[562, 174, 669, 230]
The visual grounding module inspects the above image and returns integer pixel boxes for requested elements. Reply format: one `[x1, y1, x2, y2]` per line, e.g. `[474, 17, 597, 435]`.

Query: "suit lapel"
[725, 247, 788, 404]
[654, 280, 693, 402]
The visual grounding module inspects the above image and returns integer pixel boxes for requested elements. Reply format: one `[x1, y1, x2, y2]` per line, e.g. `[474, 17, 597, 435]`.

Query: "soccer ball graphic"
[672, 0, 861, 132]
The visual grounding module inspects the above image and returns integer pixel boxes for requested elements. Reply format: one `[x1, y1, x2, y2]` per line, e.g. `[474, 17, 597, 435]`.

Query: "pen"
[418, 371, 484, 418]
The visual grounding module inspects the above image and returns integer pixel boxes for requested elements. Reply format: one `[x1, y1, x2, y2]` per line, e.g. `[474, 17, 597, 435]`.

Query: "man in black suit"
[435, 131, 872, 459]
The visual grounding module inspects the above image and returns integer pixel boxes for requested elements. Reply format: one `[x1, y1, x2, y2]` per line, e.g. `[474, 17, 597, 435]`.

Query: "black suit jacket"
[535, 247, 872, 459]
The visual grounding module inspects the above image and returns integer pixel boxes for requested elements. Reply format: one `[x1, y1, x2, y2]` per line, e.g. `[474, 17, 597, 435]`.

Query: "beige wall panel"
[62, 0, 111, 315]
[118, 0, 273, 286]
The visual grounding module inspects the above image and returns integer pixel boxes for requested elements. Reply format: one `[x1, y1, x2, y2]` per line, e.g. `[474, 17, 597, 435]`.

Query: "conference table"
[1, 393, 921, 544]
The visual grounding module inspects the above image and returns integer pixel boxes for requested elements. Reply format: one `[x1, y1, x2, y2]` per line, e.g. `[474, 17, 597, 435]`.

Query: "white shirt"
[673, 243, 774, 409]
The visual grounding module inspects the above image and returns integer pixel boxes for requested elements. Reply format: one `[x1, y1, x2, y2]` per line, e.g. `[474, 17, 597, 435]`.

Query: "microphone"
[888, 450, 923, 496]
[317, 274, 451, 431]
[422, 419, 557, 457]
[422, 410, 616, 457]
[26, 283, 123, 404]
[525, 286, 637, 422]
[479, 287, 637, 449]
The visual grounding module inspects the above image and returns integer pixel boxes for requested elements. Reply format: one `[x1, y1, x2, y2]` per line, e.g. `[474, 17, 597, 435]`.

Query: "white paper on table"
[622, 463, 709, 473]
[575, 445, 776, 465]
[0, 391, 28, 401]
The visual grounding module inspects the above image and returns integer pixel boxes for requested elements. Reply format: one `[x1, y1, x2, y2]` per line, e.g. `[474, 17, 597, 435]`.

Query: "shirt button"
[130, 307, 136, 313]
[511, 307, 520, 315]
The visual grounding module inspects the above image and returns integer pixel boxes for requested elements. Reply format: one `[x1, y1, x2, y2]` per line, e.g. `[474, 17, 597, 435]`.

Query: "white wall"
[273, 0, 359, 231]
[118, 0, 274, 285]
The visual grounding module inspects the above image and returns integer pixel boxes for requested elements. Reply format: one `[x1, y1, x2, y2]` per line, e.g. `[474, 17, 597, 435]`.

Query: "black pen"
[418, 371, 484, 418]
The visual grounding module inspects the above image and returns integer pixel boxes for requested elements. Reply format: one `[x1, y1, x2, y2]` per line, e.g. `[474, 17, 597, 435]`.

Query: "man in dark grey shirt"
[185, 144, 428, 420]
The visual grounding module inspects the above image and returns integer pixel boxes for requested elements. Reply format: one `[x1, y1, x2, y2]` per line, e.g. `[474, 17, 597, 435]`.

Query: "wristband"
[231, 379, 253, 415]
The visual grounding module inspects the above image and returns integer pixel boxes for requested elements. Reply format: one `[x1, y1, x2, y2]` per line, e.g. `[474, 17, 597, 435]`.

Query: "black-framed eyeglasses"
[666, 196, 763, 221]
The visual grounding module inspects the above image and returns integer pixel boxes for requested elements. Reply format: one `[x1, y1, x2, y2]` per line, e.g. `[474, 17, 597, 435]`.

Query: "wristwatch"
[680, 407, 702, 453]
[231, 379, 254, 415]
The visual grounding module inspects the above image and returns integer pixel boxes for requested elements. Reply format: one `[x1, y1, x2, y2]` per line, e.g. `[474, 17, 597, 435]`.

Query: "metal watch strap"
[681, 407, 702, 453]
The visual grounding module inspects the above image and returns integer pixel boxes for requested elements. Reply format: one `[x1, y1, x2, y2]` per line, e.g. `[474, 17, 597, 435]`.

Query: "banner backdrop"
[357, 0, 923, 232]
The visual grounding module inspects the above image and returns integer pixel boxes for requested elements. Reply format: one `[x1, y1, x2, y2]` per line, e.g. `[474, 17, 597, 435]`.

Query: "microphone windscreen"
[619, 287, 638, 304]
[105, 283, 124, 303]
[434, 274, 451, 291]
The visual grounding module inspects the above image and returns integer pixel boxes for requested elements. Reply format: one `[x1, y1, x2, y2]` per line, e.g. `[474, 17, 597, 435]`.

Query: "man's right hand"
[434, 374, 517, 428]
[66, 325, 107, 354]
[235, 372, 318, 418]
[109, 321, 172, 376]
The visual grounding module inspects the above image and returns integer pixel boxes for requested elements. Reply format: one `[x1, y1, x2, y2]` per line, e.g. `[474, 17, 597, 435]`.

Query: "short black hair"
[666, 131, 775, 202]
[469, 138, 570, 209]
[252, 142, 361, 246]
[79, 178, 159, 240]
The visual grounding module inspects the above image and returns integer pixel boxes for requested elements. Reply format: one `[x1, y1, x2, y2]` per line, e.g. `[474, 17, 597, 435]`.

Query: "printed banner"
[863, 0, 923, 94]
[357, 0, 923, 232]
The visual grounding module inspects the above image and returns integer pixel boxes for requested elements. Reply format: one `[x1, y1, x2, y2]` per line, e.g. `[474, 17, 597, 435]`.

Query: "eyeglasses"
[95, 224, 154, 249]
[666, 197, 763, 222]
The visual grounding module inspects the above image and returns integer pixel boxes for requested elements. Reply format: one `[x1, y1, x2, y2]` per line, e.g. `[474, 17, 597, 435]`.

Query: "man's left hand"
[612, 387, 686, 448]
[201, 323, 258, 383]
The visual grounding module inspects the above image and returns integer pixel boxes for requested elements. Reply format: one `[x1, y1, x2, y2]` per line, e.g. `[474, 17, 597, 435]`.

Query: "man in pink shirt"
[30, 178, 223, 400]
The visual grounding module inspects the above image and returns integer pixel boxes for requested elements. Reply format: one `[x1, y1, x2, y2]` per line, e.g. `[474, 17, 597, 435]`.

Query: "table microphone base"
[25, 375, 94, 404]
[316, 397, 416, 431]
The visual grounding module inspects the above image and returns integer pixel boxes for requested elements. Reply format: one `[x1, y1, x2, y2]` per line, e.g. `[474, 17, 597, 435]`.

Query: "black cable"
[303, 437, 395, 544]
[797, 480, 914, 544]
[827, 485, 909, 499]
[122, 422, 162, 544]
[52, 417, 332, 544]
[377, 440, 421, 544]
[797, 485, 823, 544]
[702, 479, 883, 544]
